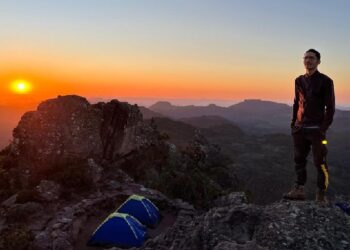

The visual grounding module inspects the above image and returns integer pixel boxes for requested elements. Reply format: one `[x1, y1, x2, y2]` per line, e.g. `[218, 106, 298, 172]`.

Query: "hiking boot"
[316, 189, 328, 204]
[283, 184, 306, 200]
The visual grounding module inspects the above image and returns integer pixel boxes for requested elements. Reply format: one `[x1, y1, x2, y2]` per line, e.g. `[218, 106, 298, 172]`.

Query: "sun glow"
[10, 80, 33, 94]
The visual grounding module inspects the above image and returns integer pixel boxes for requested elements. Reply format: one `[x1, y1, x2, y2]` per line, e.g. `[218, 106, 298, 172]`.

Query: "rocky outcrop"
[2, 188, 349, 250]
[3, 95, 162, 188]
[36, 180, 61, 202]
[117, 193, 350, 250]
[96, 100, 159, 160]
[1, 95, 238, 207]
[0, 172, 178, 250]
[9, 95, 103, 171]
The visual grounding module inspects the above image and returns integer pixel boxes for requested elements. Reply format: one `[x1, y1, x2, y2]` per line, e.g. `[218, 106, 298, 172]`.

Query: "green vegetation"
[143, 141, 237, 209]
[51, 157, 93, 193]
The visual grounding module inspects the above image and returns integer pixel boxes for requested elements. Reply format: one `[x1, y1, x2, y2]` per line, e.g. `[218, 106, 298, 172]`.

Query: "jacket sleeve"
[291, 79, 299, 126]
[320, 79, 335, 132]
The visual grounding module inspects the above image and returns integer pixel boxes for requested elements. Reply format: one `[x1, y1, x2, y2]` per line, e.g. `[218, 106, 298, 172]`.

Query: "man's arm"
[291, 79, 299, 127]
[320, 79, 335, 133]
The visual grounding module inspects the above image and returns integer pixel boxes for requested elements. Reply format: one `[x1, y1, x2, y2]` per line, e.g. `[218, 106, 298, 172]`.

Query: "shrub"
[145, 150, 223, 209]
[0, 156, 12, 200]
[51, 157, 93, 192]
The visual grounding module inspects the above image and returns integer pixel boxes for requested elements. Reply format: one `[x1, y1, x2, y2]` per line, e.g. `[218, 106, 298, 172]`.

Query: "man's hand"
[319, 128, 326, 137]
[290, 122, 300, 134]
[290, 122, 295, 129]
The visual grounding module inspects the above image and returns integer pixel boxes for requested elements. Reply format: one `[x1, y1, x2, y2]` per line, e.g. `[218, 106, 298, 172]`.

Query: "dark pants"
[292, 127, 329, 191]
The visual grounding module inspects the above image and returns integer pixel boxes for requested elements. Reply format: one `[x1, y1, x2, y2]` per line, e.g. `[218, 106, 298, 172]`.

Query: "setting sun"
[10, 80, 33, 94]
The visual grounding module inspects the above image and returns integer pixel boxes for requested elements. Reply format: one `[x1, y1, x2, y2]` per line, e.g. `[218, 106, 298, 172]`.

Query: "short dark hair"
[306, 48, 321, 60]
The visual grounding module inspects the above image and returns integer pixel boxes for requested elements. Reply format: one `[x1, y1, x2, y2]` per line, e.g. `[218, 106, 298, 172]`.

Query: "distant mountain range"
[337, 105, 350, 111]
[141, 101, 350, 204]
[143, 99, 350, 204]
[2, 99, 350, 150]
[146, 99, 350, 135]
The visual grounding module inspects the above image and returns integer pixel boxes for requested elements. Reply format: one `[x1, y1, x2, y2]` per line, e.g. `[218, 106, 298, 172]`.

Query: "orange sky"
[1, 62, 349, 109]
[1, 1, 349, 109]
[0, 64, 296, 109]
[0, 47, 306, 108]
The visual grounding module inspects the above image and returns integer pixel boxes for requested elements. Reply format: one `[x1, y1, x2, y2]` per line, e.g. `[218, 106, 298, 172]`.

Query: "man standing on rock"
[283, 49, 335, 203]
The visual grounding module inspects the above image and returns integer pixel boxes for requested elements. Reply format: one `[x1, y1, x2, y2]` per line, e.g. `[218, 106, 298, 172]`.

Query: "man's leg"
[310, 130, 329, 200]
[283, 129, 310, 200]
[293, 130, 311, 186]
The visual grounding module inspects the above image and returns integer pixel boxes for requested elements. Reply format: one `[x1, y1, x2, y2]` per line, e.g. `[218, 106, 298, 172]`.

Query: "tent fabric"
[336, 202, 350, 215]
[117, 195, 161, 227]
[87, 212, 147, 248]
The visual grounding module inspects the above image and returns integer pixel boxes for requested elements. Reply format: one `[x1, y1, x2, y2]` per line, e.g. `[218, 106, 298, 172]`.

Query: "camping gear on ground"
[117, 194, 161, 227]
[336, 202, 350, 215]
[87, 212, 147, 248]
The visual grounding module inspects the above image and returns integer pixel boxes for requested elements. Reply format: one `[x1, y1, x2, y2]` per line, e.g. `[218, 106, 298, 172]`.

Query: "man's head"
[303, 48, 321, 71]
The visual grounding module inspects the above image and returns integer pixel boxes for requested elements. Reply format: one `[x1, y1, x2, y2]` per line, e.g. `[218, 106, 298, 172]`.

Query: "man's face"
[303, 51, 320, 70]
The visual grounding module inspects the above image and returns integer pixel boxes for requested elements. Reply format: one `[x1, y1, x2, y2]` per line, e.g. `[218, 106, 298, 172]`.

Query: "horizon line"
[85, 96, 350, 110]
[1, 95, 350, 110]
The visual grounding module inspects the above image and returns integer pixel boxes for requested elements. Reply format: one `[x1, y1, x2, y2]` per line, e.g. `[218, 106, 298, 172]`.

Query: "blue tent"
[87, 212, 147, 248]
[117, 195, 161, 227]
[336, 202, 350, 215]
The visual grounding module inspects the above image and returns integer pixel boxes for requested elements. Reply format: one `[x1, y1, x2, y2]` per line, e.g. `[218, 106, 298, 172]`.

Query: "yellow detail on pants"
[322, 140, 327, 145]
[320, 164, 329, 190]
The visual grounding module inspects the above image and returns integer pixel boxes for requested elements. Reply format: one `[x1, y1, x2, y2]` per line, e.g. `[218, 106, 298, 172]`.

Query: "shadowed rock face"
[96, 100, 156, 160]
[4, 95, 159, 180]
[134, 193, 350, 250]
[9, 95, 103, 172]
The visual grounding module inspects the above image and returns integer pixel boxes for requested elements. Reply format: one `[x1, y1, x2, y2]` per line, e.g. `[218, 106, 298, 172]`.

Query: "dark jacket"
[291, 70, 335, 133]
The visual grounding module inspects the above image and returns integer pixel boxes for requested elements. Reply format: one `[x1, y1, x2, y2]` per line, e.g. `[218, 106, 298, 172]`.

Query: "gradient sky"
[1, 0, 349, 108]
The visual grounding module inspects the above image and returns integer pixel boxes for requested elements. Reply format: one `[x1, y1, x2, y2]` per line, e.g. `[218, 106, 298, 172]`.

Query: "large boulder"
[9, 95, 103, 172]
[3, 95, 161, 187]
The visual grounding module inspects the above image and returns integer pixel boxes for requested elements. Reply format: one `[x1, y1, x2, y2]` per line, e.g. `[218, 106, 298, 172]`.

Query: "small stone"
[52, 223, 62, 229]
[1, 194, 18, 207]
[290, 213, 297, 218]
[51, 231, 58, 239]
[32, 232, 51, 250]
[59, 217, 72, 224]
[286, 236, 294, 242]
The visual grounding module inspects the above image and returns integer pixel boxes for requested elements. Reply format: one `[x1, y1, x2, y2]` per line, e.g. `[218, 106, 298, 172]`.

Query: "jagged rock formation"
[0, 94, 239, 249]
[2, 95, 161, 189]
[0, 95, 237, 205]
[0, 173, 180, 250]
